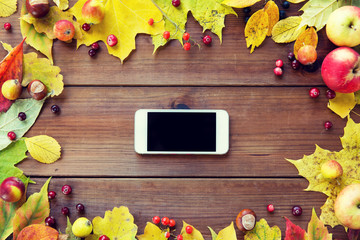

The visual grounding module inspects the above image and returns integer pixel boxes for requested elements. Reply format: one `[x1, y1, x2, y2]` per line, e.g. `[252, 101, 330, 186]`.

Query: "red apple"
[53, 20, 75, 42]
[326, 6, 360, 47]
[0, 177, 25, 202]
[335, 183, 360, 229]
[297, 45, 317, 65]
[321, 47, 360, 93]
[82, 0, 105, 25]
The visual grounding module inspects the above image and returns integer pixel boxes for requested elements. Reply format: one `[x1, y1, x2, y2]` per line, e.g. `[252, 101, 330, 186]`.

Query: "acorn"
[26, 0, 50, 18]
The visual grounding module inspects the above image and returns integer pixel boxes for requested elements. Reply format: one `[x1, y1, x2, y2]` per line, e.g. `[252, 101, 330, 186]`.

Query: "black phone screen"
[147, 112, 216, 151]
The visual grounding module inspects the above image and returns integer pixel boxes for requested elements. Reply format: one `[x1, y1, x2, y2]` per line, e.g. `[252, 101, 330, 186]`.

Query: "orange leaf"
[264, 0, 279, 37]
[293, 27, 318, 59]
[0, 39, 25, 112]
[17, 224, 58, 240]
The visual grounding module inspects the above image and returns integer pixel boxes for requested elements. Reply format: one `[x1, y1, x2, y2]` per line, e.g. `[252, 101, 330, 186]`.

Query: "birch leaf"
[25, 135, 61, 164]
[137, 222, 168, 240]
[293, 27, 318, 59]
[328, 92, 356, 119]
[0, 0, 16, 17]
[272, 16, 306, 43]
[245, 9, 269, 53]
[221, 0, 261, 8]
[264, 0, 279, 36]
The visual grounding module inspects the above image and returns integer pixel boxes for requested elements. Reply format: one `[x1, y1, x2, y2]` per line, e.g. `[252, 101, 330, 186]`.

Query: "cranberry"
[172, 0, 180, 7]
[82, 23, 91, 31]
[169, 219, 176, 227]
[51, 105, 60, 114]
[48, 191, 56, 199]
[203, 35, 212, 45]
[326, 89, 336, 99]
[163, 31, 170, 40]
[183, 42, 191, 51]
[61, 207, 69, 215]
[107, 34, 118, 47]
[18, 112, 26, 121]
[61, 184, 72, 195]
[88, 49, 96, 57]
[99, 235, 110, 240]
[274, 67, 283, 76]
[324, 121, 333, 130]
[177, 235, 184, 240]
[91, 42, 100, 50]
[4, 22, 11, 31]
[152, 216, 160, 224]
[45, 216, 56, 227]
[76, 203, 85, 213]
[309, 87, 320, 98]
[165, 232, 170, 238]
[7, 131, 16, 141]
[161, 217, 170, 226]
[148, 18, 154, 26]
[291, 59, 300, 70]
[185, 225, 193, 234]
[267, 204, 275, 213]
[275, 59, 283, 68]
[287, 52, 295, 61]
[292, 205, 302, 216]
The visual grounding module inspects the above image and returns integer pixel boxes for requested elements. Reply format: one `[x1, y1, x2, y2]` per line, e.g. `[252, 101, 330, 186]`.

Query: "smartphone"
[134, 109, 229, 155]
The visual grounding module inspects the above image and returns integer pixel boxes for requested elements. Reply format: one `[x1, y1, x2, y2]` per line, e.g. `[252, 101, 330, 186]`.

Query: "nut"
[26, 0, 50, 18]
[235, 209, 256, 232]
[27, 80, 47, 100]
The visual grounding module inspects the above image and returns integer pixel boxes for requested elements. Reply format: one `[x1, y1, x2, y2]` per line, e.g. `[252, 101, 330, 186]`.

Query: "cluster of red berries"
[266, 204, 303, 216]
[273, 59, 284, 76]
[152, 216, 193, 239]
[88, 42, 100, 57]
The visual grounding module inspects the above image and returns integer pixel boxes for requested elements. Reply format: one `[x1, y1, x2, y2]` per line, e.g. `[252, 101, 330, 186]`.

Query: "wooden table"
[1, 1, 356, 239]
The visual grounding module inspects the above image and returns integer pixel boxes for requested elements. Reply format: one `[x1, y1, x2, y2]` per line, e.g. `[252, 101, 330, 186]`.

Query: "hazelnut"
[235, 209, 256, 232]
[26, 0, 50, 18]
[27, 80, 47, 100]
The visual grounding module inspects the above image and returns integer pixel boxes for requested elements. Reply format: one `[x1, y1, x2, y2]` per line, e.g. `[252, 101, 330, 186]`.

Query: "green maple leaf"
[152, 0, 236, 52]
[287, 116, 360, 228]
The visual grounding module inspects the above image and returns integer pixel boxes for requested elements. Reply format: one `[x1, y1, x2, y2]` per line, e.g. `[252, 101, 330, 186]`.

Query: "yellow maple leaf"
[180, 221, 204, 240]
[272, 16, 306, 43]
[287, 117, 360, 227]
[25, 135, 61, 164]
[328, 92, 356, 119]
[70, 0, 164, 63]
[221, 0, 261, 8]
[245, 9, 269, 53]
[245, 218, 281, 240]
[264, 0, 279, 37]
[208, 222, 237, 240]
[137, 222, 168, 240]
[0, 0, 16, 17]
[293, 27, 318, 59]
[21, 6, 82, 40]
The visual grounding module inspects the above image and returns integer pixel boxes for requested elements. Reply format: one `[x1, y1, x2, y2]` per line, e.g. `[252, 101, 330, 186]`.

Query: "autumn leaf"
[264, 1, 279, 36]
[21, 6, 82, 40]
[284, 217, 306, 240]
[0, 0, 17, 17]
[245, 218, 281, 240]
[287, 117, 360, 227]
[0, 39, 25, 113]
[70, 0, 164, 62]
[221, 0, 261, 8]
[25, 135, 61, 164]
[307, 208, 332, 240]
[328, 92, 356, 118]
[355, 90, 360, 104]
[294, 27, 318, 59]
[272, 16, 306, 43]
[66, 217, 81, 240]
[178, 221, 204, 240]
[0, 98, 45, 151]
[53, 0, 69, 10]
[245, 9, 269, 53]
[17, 224, 59, 240]
[13, 178, 51, 239]
[208, 222, 237, 240]
[287, 0, 306, 3]
[137, 222, 168, 240]
[152, 0, 236, 52]
[20, 0, 53, 63]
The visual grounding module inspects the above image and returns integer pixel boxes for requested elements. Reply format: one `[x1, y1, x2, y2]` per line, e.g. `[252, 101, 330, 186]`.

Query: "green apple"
[321, 160, 343, 179]
[335, 183, 360, 229]
[326, 6, 360, 47]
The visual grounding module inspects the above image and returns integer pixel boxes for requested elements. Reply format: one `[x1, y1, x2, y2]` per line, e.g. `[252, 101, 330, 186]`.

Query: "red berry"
[7, 131, 16, 141]
[275, 59, 283, 68]
[183, 32, 190, 41]
[61, 207, 69, 215]
[51, 105, 60, 114]
[172, 0, 180, 7]
[324, 121, 333, 130]
[291, 59, 300, 70]
[48, 191, 56, 199]
[88, 49, 96, 57]
[177, 235, 184, 240]
[45, 216, 56, 227]
[18, 112, 26, 121]
[82, 23, 91, 31]
[91, 42, 100, 50]
[99, 235, 110, 240]
[309, 87, 320, 98]
[274, 67, 283, 76]
[107, 34, 118, 47]
[169, 219, 176, 227]
[288, 52, 295, 61]
[292, 205, 302, 216]
[183, 42, 191, 51]
[148, 18, 154, 25]
[326, 89, 336, 99]
[185, 225, 193, 234]
[165, 232, 170, 238]
[267, 204, 275, 213]
[62, 184, 72, 195]
[152, 216, 160, 224]
[163, 31, 170, 40]
[161, 217, 170, 226]
[4, 22, 11, 31]
[203, 35, 212, 45]
[76, 203, 85, 213]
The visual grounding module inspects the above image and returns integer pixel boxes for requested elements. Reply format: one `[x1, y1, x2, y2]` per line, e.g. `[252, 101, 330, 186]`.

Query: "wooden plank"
[17, 86, 359, 177]
[0, 1, 334, 86]
[28, 178, 346, 239]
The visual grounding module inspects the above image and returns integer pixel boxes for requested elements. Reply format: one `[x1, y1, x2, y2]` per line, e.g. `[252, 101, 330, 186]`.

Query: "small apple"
[335, 183, 360, 229]
[0, 177, 25, 202]
[326, 6, 360, 47]
[297, 45, 317, 65]
[321, 47, 360, 93]
[321, 160, 343, 179]
[53, 20, 75, 42]
[27, 80, 47, 100]
[81, 0, 105, 25]
[1, 79, 22, 100]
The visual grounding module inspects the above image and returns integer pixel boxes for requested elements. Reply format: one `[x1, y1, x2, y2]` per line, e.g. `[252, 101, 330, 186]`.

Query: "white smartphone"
[134, 109, 229, 155]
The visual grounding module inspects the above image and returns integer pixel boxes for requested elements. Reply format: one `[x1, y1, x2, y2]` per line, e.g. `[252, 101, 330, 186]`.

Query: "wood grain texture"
[28, 178, 346, 240]
[17, 86, 360, 177]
